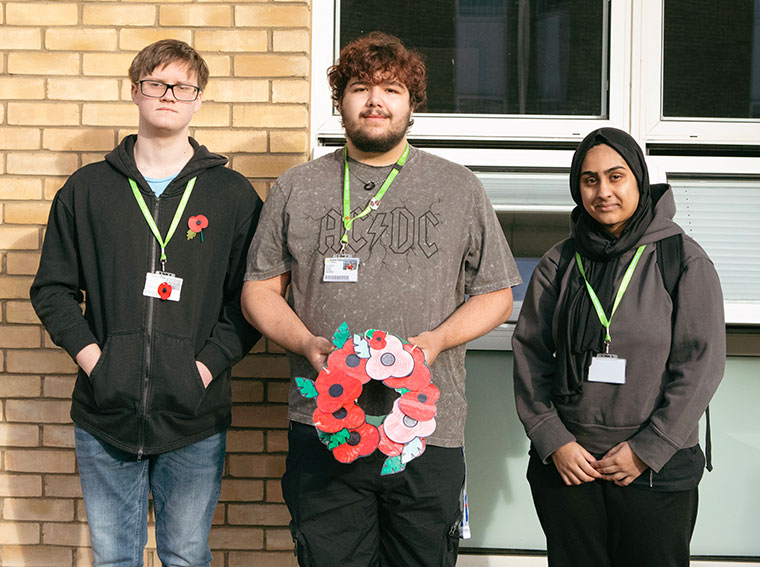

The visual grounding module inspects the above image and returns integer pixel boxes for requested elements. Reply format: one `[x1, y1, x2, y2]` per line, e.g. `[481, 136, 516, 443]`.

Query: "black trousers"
[527, 453, 698, 567]
[282, 422, 465, 567]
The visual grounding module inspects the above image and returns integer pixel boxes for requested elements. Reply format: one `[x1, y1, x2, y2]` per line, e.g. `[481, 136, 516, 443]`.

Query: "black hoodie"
[31, 135, 262, 456]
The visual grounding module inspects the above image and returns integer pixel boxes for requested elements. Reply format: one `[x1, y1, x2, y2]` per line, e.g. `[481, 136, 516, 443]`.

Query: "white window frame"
[311, 0, 633, 152]
[635, 1, 760, 145]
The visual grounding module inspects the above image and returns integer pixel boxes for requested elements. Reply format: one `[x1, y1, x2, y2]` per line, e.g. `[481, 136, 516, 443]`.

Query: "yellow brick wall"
[0, 2, 311, 565]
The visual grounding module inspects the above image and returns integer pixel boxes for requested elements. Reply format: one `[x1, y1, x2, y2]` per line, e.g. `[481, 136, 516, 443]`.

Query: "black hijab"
[554, 128, 657, 401]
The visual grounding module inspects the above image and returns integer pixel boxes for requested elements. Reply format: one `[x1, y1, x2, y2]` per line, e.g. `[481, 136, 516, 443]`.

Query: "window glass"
[477, 171, 573, 211]
[663, 0, 760, 119]
[670, 177, 760, 302]
[339, 0, 608, 116]
[473, 170, 572, 321]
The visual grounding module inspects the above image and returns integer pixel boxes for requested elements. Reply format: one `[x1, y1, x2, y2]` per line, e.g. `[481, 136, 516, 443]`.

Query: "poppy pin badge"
[187, 214, 208, 242]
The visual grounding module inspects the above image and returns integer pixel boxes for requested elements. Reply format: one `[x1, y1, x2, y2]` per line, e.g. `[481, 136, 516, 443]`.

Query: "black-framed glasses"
[137, 80, 201, 102]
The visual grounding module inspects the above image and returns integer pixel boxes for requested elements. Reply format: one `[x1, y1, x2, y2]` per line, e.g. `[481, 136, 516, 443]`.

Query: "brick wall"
[0, 2, 311, 565]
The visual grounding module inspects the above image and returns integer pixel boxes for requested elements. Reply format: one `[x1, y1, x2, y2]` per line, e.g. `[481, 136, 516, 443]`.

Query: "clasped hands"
[550, 441, 647, 487]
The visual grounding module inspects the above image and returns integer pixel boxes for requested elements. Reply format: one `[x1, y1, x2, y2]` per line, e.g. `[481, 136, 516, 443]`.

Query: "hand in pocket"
[76, 343, 102, 377]
[196, 361, 213, 388]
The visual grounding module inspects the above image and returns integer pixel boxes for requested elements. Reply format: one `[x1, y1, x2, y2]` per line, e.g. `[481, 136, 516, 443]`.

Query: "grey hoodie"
[512, 187, 725, 473]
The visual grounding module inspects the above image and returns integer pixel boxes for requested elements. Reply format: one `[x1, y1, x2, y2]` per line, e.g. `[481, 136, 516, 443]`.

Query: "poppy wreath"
[295, 322, 439, 475]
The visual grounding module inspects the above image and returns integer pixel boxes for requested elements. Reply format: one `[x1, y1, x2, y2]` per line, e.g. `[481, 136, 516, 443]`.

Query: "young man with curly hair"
[242, 32, 520, 566]
[31, 39, 262, 566]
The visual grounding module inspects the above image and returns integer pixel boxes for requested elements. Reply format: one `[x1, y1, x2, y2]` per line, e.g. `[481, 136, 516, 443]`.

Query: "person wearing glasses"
[31, 39, 262, 566]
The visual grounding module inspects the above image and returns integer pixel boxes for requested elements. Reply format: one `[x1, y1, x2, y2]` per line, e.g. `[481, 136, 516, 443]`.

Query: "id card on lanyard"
[323, 144, 410, 283]
[129, 177, 196, 302]
[575, 244, 646, 385]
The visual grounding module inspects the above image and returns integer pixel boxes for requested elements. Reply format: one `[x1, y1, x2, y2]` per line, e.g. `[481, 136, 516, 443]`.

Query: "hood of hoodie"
[105, 134, 228, 197]
[636, 183, 684, 246]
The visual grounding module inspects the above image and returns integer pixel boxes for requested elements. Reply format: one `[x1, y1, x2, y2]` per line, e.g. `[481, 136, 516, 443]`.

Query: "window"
[640, 0, 760, 142]
[663, 0, 760, 119]
[311, 0, 631, 143]
[649, 155, 760, 323]
[340, 0, 607, 116]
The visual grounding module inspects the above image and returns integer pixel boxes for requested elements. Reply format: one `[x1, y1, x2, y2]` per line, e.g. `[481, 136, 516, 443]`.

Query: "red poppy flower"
[188, 214, 209, 233]
[383, 343, 431, 391]
[332, 423, 380, 464]
[377, 423, 403, 457]
[368, 330, 387, 350]
[157, 282, 172, 300]
[327, 339, 370, 384]
[314, 368, 362, 413]
[313, 402, 365, 433]
[399, 383, 440, 422]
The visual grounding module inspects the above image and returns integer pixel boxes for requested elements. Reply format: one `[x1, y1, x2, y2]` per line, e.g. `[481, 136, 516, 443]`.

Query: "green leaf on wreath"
[381, 455, 406, 476]
[295, 377, 318, 398]
[395, 388, 410, 395]
[328, 428, 350, 449]
[332, 322, 350, 348]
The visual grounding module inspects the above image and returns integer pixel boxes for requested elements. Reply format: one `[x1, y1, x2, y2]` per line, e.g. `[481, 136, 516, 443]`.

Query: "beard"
[342, 109, 412, 154]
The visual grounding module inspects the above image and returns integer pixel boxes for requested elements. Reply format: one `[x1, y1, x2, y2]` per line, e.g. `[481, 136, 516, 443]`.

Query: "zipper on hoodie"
[649, 469, 653, 488]
[137, 195, 160, 460]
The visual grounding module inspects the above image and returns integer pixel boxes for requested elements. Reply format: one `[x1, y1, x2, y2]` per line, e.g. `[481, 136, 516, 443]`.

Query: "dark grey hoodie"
[513, 187, 725, 475]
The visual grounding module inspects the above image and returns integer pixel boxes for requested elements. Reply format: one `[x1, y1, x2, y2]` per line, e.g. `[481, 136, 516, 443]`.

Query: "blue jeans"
[75, 426, 225, 567]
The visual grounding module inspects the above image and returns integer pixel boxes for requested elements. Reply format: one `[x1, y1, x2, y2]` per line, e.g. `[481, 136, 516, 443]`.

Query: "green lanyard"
[575, 244, 646, 349]
[128, 177, 197, 271]
[341, 144, 410, 251]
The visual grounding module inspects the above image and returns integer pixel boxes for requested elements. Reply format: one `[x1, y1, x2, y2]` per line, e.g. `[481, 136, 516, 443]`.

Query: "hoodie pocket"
[89, 332, 143, 411]
[149, 331, 207, 416]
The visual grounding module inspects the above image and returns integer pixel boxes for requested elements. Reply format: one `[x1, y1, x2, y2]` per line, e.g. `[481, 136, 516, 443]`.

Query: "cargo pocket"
[89, 331, 143, 411]
[441, 510, 462, 567]
[289, 521, 313, 567]
[149, 331, 206, 416]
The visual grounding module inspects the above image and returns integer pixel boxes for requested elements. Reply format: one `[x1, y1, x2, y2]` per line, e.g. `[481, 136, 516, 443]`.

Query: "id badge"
[323, 256, 360, 283]
[143, 271, 183, 302]
[587, 353, 626, 384]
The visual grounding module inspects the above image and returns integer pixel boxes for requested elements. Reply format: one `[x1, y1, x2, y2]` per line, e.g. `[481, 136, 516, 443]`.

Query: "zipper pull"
[137, 449, 143, 462]
[649, 469, 653, 488]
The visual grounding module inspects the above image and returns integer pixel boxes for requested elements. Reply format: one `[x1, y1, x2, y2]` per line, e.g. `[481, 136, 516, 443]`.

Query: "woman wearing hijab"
[512, 128, 725, 567]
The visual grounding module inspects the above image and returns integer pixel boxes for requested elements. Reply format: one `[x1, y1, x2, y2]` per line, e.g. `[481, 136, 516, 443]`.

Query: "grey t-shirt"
[245, 146, 521, 446]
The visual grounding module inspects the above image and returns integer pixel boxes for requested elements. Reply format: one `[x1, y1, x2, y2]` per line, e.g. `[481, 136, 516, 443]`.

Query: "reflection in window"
[663, 0, 760, 119]
[339, 0, 608, 116]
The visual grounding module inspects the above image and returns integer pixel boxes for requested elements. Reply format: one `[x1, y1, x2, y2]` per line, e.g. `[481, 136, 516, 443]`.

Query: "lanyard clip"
[604, 340, 611, 354]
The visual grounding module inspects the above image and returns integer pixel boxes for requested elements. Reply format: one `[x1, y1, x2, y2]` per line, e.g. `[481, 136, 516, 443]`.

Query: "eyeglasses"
[137, 80, 201, 102]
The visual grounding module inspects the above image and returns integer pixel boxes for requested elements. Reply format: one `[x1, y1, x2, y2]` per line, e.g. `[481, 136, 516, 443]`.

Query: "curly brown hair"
[327, 32, 427, 110]
[129, 39, 209, 91]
